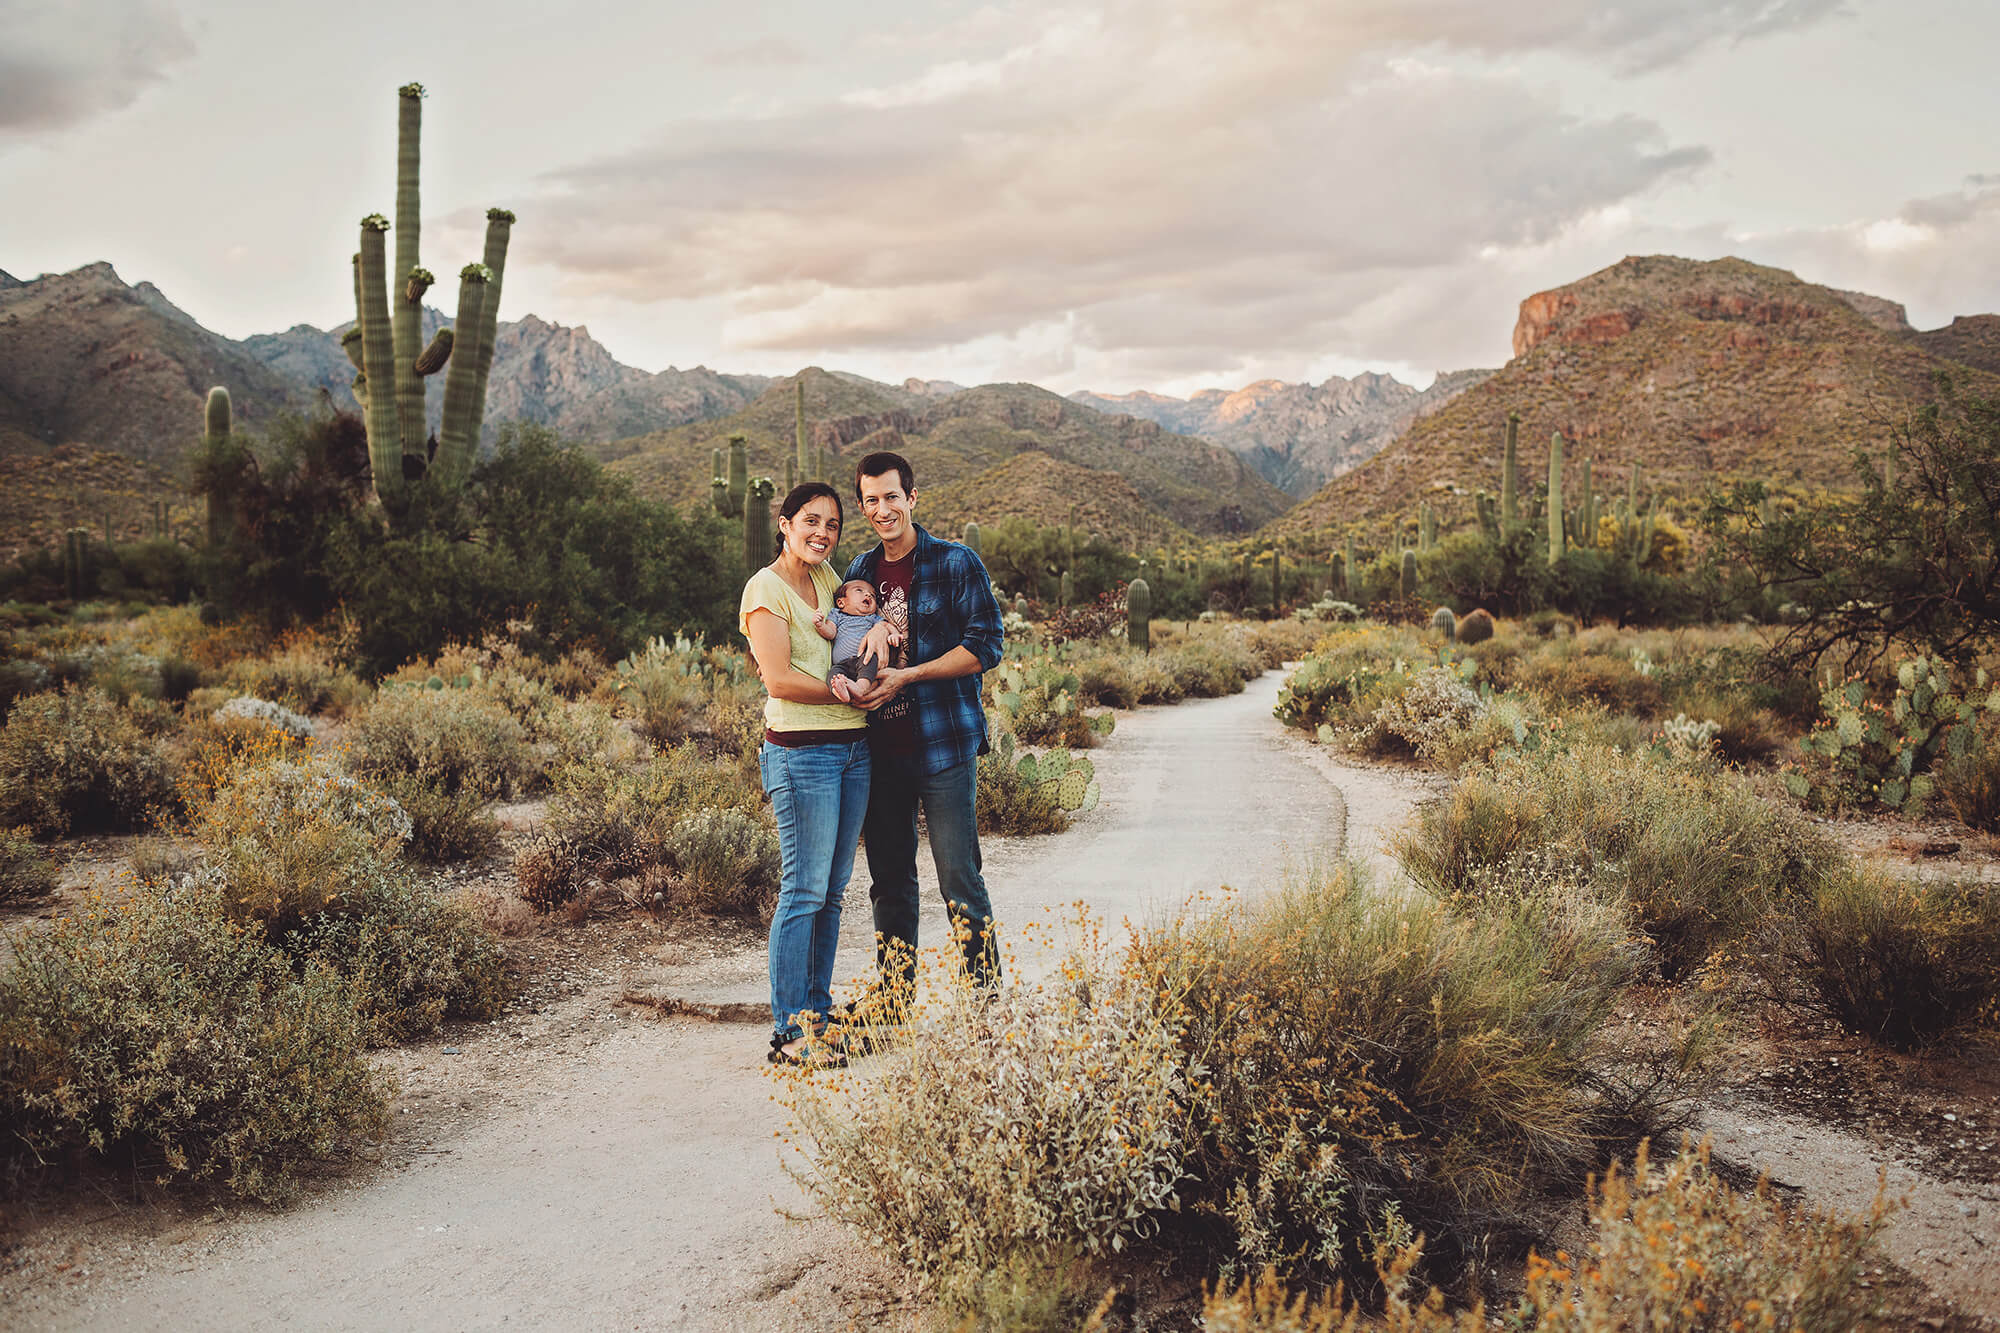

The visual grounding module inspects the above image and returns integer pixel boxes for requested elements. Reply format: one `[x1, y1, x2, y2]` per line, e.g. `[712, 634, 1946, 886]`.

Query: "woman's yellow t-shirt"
[738, 562, 867, 734]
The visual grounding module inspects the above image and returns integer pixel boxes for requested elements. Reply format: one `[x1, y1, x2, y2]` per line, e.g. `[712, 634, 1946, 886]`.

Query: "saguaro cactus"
[1501, 413, 1520, 530]
[1060, 570, 1073, 609]
[202, 386, 240, 547]
[1419, 503, 1437, 552]
[712, 435, 748, 518]
[1578, 458, 1595, 548]
[1127, 577, 1151, 651]
[1343, 534, 1358, 597]
[1400, 548, 1417, 600]
[795, 377, 811, 484]
[63, 529, 88, 601]
[962, 521, 981, 558]
[743, 477, 775, 570]
[1271, 549, 1282, 610]
[1547, 431, 1565, 565]
[348, 82, 515, 507]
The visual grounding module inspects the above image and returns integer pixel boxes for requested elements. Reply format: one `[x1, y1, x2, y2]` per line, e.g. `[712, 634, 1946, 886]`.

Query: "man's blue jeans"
[862, 751, 999, 992]
[760, 737, 871, 1042]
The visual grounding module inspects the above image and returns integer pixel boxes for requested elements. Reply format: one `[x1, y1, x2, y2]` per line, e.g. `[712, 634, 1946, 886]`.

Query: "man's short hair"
[854, 450, 915, 500]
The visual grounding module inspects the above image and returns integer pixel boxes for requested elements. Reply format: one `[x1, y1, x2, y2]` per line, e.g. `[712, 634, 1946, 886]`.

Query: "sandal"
[767, 1032, 848, 1070]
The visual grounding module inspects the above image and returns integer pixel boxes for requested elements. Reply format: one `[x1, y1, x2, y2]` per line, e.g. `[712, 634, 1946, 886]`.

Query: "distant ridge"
[1071, 367, 1490, 496]
[1270, 255, 2000, 539]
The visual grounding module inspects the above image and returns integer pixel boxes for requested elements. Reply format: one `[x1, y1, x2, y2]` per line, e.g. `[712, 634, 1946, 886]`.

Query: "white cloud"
[0, 1, 194, 134]
[520, 0, 1790, 385]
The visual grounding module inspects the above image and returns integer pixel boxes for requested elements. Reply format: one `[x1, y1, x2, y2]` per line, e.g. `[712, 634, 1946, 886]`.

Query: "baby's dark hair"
[834, 579, 875, 607]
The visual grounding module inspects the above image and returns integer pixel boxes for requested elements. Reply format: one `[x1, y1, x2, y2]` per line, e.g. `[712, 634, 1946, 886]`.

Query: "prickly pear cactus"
[1789, 658, 1996, 812]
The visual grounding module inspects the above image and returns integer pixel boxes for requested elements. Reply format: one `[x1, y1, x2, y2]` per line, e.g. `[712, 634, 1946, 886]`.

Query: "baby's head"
[834, 580, 878, 617]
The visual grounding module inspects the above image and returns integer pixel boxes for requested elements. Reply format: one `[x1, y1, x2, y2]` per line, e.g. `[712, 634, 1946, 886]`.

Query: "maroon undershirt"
[870, 550, 919, 756]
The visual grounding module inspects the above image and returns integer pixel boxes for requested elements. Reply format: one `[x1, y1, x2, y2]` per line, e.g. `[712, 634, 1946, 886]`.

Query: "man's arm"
[850, 546, 1003, 701]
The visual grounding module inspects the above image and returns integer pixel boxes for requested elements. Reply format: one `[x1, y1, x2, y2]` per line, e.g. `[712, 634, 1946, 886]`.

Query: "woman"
[739, 482, 872, 1068]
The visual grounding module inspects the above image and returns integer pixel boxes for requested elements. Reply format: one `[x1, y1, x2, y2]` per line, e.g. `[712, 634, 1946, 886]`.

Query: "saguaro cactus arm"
[434, 264, 491, 486]
[392, 83, 426, 469]
[414, 327, 454, 376]
[356, 215, 404, 500]
[1546, 431, 1565, 565]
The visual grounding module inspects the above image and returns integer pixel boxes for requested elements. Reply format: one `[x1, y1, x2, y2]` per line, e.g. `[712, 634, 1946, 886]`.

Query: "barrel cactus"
[1430, 605, 1456, 641]
[1127, 577, 1151, 651]
[1456, 608, 1495, 645]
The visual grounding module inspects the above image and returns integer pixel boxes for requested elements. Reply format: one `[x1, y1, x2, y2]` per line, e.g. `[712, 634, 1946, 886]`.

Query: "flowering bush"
[1365, 665, 1487, 760]
[789, 959, 1189, 1317]
[212, 695, 316, 740]
[0, 825, 58, 904]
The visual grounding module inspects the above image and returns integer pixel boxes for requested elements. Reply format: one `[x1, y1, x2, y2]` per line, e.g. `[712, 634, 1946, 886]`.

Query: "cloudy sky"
[4, 0, 1997, 396]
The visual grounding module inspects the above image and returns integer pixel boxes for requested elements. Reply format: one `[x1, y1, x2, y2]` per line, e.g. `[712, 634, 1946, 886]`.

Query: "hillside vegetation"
[597, 369, 1291, 537]
[1271, 255, 2000, 539]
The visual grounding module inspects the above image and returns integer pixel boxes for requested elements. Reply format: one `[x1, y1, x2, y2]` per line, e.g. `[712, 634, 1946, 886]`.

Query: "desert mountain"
[596, 368, 1292, 538]
[1268, 255, 2000, 540]
[1072, 368, 1491, 496]
[241, 311, 769, 444]
[920, 454, 1193, 551]
[0, 263, 310, 467]
[1910, 314, 2000, 378]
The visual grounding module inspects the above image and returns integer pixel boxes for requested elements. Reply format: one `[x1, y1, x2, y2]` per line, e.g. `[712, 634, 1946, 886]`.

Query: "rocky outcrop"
[1909, 313, 2000, 376]
[1274, 254, 1998, 537]
[1070, 366, 1491, 496]
[813, 411, 919, 451]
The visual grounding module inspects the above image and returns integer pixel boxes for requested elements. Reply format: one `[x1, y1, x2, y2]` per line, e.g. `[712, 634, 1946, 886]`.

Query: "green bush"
[0, 686, 174, 835]
[377, 774, 499, 863]
[348, 684, 538, 803]
[1795, 866, 2000, 1049]
[1396, 747, 1836, 977]
[0, 887, 388, 1200]
[0, 826, 58, 904]
[1133, 865, 1654, 1290]
[222, 638, 369, 716]
[1939, 715, 2000, 831]
[662, 807, 780, 917]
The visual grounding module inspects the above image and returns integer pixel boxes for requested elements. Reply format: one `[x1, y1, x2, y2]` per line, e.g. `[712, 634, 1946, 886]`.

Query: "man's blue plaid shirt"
[845, 524, 1005, 776]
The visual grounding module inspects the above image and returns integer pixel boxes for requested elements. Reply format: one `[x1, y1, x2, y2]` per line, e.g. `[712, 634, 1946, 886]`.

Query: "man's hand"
[857, 621, 896, 666]
[843, 667, 910, 710]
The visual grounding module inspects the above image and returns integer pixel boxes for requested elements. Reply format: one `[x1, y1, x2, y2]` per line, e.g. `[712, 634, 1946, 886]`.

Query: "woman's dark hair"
[775, 482, 844, 557]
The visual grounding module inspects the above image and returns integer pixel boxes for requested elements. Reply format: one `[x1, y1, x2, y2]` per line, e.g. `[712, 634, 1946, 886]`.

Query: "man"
[836, 450, 1005, 1012]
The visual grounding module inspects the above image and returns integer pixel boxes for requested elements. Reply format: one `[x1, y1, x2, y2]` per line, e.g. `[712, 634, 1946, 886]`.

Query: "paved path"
[8, 671, 1384, 1332]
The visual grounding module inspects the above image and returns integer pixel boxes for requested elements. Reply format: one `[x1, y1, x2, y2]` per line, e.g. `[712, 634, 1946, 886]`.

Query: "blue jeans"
[863, 751, 999, 991]
[760, 737, 871, 1041]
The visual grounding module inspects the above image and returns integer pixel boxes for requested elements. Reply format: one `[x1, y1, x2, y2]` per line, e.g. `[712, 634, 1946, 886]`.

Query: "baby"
[814, 579, 902, 687]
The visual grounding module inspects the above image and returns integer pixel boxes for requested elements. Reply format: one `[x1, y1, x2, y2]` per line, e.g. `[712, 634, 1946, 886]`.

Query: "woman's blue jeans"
[759, 737, 871, 1042]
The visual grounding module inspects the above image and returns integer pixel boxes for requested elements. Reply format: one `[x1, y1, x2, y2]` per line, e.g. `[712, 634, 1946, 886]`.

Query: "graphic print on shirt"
[876, 580, 913, 725]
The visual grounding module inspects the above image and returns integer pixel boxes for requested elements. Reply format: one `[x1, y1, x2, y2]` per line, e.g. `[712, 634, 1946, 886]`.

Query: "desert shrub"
[0, 686, 174, 835]
[1672, 687, 1786, 766]
[211, 695, 316, 739]
[376, 775, 499, 863]
[541, 644, 607, 699]
[1794, 866, 2000, 1049]
[347, 684, 538, 806]
[1273, 629, 1422, 739]
[1396, 748, 1836, 977]
[1937, 714, 2000, 832]
[1133, 865, 1651, 1291]
[1164, 633, 1264, 697]
[1244, 618, 1324, 666]
[789, 962, 1188, 1317]
[1074, 650, 1138, 709]
[222, 637, 368, 716]
[286, 872, 508, 1045]
[0, 827, 58, 904]
[661, 807, 780, 917]
[977, 747, 1069, 835]
[513, 833, 585, 912]
[193, 761, 505, 1041]
[1362, 665, 1487, 761]
[0, 658, 52, 710]
[1515, 1139, 1890, 1331]
[1513, 644, 1665, 717]
[1201, 1250, 1483, 1332]
[197, 756, 413, 939]
[0, 886, 388, 1200]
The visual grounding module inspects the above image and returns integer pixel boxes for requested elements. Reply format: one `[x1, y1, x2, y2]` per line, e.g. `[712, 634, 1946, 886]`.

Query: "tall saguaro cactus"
[795, 377, 811, 485]
[1501, 413, 1521, 531]
[203, 386, 239, 547]
[349, 82, 515, 509]
[1127, 577, 1151, 651]
[744, 478, 775, 571]
[1547, 431, 1566, 565]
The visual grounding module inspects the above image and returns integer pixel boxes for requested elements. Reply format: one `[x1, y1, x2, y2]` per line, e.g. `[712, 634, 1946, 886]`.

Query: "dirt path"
[11, 674, 1990, 1329]
[7, 670, 1394, 1332]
